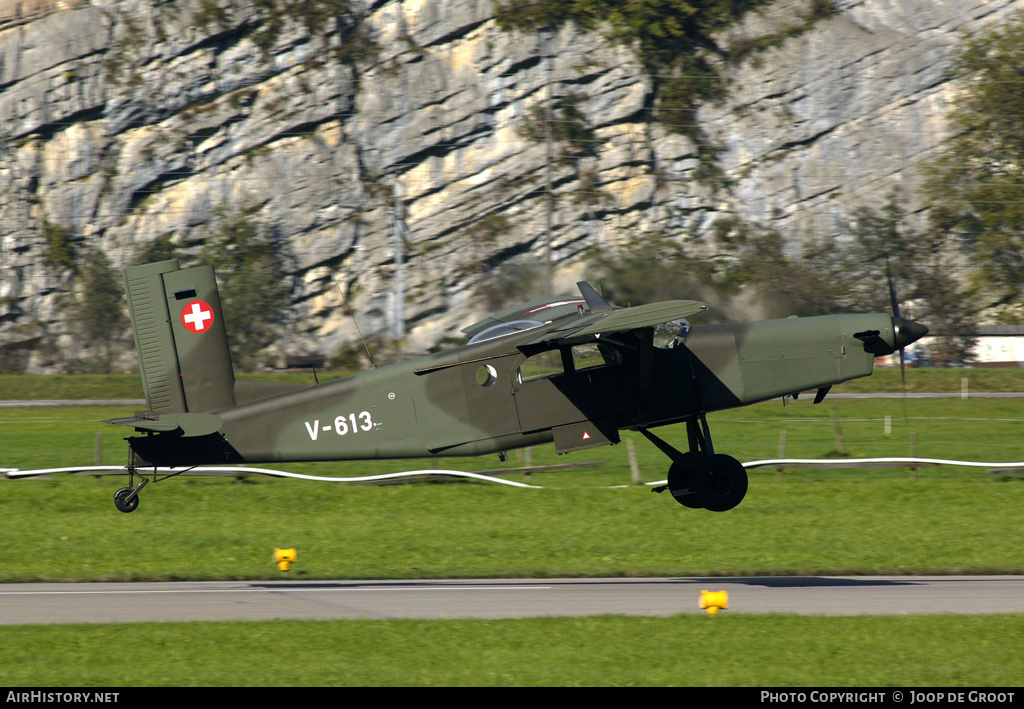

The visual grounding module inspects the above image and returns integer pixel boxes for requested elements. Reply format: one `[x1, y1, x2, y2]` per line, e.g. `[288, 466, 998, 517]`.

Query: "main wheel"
[666, 454, 708, 509]
[113, 487, 139, 513]
[702, 455, 748, 512]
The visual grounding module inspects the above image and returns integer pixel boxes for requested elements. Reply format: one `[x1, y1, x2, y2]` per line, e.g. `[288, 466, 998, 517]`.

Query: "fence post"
[830, 407, 846, 456]
[776, 429, 787, 482]
[909, 432, 918, 482]
[94, 432, 103, 482]
[627, 438, 640, 485]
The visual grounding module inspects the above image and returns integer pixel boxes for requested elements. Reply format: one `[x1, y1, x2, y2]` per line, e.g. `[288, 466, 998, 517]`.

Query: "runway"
[1, 576, 1022, 625]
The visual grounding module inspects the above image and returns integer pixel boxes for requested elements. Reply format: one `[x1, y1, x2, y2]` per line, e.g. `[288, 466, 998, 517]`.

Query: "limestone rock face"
[1, 0, 1021, 371]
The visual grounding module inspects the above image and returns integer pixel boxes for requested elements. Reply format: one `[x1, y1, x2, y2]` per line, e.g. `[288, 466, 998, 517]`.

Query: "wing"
[517, 293, 708, 348]
[462, 282, 706, 348]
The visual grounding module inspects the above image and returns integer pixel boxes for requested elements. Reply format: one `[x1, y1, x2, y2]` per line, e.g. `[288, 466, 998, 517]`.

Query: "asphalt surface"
[1, 576, 1022, 625]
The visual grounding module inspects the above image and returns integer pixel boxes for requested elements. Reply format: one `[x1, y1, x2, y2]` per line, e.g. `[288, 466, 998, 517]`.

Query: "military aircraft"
[104, 259, 927, 514]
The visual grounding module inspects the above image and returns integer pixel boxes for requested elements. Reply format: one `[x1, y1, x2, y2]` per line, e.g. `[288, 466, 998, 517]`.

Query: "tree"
[133, 233, 179, 265]
[922, 14, 1024, 315]
[517, 92, 597, 164]
[199, 203, 291, 370]
[40, 221, 78, 271]
[833, 192, 976, 364]
[841, 192, 918, 314]
[495, 0, 775, 144]
[73, 248, 128, 373]
[586, 230, 706, 306]
[587, 216, 838, 320]
[709, 217, 838, 318]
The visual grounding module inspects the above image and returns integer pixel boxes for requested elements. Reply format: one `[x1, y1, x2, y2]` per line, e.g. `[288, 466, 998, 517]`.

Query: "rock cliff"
[1, 0, 1021, 371]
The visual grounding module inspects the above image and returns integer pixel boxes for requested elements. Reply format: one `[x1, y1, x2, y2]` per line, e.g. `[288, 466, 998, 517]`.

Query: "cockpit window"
[653, 319, 691, 349]
[517, 349, 564, 383]
[571, 343, 623, 372]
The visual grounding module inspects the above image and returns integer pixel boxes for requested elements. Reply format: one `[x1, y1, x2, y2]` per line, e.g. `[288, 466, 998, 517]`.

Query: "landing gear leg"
[643, 414, 748, 512]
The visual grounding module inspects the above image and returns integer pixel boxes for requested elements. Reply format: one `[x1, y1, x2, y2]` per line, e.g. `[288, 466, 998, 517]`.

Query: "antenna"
[331, 275, 376, 370]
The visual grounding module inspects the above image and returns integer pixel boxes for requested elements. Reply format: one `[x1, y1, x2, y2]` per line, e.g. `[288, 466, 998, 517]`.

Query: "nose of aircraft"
[894, 318, 928, 349]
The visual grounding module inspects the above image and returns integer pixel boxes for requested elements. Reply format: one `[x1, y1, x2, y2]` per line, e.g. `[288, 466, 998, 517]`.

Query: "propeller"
[887, 260, 908, 392]
[886, 259, 929, 413]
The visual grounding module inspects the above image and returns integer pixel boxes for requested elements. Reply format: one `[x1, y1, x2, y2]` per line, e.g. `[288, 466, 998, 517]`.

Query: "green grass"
[3, 395, 1024, 581]
[2, 615, 1021, 686]
[834, 365, 1024, 394]
[3, 376, 1024, 686]
[4, 475, 1022, 581]
[0, 374, 146, 400]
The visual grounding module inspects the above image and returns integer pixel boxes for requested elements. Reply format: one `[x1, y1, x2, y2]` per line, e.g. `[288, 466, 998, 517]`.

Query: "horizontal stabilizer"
[106, 416, 181, 433]
[105, 412, 223, 437]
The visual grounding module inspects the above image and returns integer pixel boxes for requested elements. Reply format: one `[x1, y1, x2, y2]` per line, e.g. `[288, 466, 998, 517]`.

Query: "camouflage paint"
[113, 262, 925, 475]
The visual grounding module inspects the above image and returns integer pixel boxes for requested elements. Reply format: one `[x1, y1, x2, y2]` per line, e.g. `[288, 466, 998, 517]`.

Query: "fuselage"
[129, 311, 902, 467]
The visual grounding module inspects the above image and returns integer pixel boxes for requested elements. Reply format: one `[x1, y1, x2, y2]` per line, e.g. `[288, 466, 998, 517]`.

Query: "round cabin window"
[475, 364, 498, 387]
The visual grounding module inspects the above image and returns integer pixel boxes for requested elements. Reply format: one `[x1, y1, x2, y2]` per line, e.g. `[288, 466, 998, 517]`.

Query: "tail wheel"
[113, 487, 140, 513]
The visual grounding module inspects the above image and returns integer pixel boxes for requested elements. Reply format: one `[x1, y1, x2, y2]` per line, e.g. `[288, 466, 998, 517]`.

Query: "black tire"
[702, 454, 748, 512]
[666, 454, 708, 509]
[113, 487, 139, 513]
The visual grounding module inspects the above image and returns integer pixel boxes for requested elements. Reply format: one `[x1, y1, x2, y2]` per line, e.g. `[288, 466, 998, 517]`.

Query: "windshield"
[467, 319, 545, 345]
[653, 319, 691, 349]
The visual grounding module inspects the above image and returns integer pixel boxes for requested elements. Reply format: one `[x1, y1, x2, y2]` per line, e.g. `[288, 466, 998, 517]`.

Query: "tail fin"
[123, 260, 236, 413]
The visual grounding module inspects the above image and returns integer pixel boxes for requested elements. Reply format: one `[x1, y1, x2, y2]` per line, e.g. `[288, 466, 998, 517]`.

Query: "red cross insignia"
[181, 300, 214, 334]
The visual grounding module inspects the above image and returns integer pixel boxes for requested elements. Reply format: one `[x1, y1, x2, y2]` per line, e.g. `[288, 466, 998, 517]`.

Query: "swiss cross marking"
[181, 300, 214, 333]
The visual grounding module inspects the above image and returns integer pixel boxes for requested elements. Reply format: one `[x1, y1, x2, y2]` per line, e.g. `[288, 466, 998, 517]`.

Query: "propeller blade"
[899, 342, 907, 397]
[886, 261, 930, 419]
[887, 260, 901, 321]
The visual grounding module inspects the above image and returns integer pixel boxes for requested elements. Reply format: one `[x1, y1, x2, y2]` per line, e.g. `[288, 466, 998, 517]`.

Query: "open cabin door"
[511, 342, 634, 452]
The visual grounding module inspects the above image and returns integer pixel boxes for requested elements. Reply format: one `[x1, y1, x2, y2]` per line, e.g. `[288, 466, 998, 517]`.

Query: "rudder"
[123, 260, 236, 413]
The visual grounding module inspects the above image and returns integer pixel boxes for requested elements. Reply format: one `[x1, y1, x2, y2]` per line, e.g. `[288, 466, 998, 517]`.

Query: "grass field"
[3, 615, 1022, 686]
[2, 372, 1023, 685]
[3, 389, 1024, 581]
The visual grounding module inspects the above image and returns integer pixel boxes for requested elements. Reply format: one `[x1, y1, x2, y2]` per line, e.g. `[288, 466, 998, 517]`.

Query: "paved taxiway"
[1, 576, 1022, 625]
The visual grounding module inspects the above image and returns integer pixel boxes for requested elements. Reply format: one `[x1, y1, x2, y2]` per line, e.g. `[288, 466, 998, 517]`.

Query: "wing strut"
[637, 326, 654, 425]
